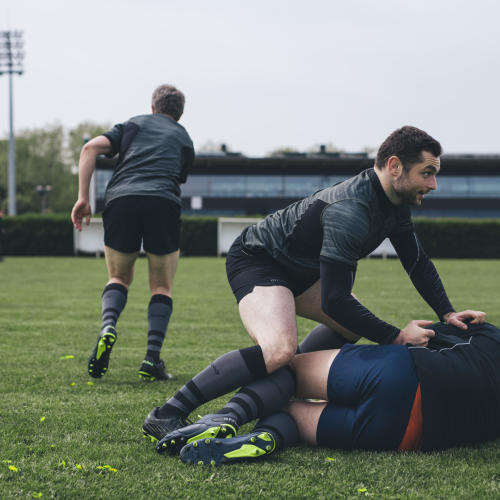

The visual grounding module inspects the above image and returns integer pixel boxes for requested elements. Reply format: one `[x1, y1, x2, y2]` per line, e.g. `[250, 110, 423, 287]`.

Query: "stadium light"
[0, 30, 25, 215]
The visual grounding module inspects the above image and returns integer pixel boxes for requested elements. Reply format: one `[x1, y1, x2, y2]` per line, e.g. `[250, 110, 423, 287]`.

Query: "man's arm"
[71, 136, 113, 231]
[320, 258, 436, 345]
[390, 230, 486, 329]
[179, 146, 194, 184]
[390, 230, 454, 317]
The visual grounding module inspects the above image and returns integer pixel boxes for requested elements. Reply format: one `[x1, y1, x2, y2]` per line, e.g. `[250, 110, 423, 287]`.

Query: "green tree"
[68, 121, 110, 167]
[0, 121, 110, 214]
[0, 124, 70, 213]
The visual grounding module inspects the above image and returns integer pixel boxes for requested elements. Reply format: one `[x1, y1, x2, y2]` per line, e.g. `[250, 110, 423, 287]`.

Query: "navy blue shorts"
[316, 344, 418, 450]
[226, 235, 319, 303]
[103, 195, 180, 255]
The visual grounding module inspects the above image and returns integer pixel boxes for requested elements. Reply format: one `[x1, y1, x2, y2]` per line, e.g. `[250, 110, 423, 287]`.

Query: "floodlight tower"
[0, 30, 24, 215]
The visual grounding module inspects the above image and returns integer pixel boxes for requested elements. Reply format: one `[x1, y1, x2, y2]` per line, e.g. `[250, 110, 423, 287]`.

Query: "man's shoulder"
[318, 170, 375, 208]
[127, 114, 192, 141]
[126, 113, 155, 125]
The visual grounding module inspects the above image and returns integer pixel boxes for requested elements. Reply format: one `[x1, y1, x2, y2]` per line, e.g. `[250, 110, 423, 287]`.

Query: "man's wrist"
[442, 311, 455, 323]
[392, 330, 404, 345]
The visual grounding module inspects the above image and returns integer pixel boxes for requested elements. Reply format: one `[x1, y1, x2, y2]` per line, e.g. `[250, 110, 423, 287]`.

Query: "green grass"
[0, 257, 499, 499]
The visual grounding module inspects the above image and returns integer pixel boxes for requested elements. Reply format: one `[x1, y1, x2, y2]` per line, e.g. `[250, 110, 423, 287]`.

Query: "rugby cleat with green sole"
[138, 359, 174, 381]
[179, 431, 276, 466]
[142, 407, 192, 443]
[88, 326, 117, 378]
[156, 414, 238, 454]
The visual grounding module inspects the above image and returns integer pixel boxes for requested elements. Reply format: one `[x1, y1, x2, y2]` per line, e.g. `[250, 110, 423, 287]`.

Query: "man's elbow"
[81, 136, 112, 157]
[321, 294, 342, 317]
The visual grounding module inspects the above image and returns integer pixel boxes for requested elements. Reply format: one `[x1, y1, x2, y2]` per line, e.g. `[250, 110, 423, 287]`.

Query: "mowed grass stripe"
[0, 257, 499, 499]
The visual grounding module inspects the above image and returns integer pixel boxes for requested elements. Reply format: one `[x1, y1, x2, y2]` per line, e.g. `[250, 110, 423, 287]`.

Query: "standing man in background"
[71, 84, 194, 381]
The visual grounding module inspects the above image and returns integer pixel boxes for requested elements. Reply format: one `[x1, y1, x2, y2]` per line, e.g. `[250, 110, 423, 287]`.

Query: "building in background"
[93, 150, 500, 218]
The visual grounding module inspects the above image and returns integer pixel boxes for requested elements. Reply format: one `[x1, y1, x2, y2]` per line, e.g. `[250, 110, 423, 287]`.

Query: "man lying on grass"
[150, 320, 500, 465]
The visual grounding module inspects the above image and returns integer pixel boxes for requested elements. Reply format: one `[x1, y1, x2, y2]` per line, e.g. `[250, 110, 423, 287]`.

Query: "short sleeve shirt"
[242, 169, 414, 271]
[102, 113, 194, 206]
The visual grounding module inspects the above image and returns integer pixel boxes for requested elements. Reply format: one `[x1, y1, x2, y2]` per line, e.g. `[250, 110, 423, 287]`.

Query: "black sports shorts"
[226, 234, 319, 303]
[103, 195, 180, 254]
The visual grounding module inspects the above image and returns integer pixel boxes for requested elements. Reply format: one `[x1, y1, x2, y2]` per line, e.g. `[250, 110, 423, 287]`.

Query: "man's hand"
[71, 199, 92, 231]
[393, 320, 435, 347]
[442, 310, 486, 330]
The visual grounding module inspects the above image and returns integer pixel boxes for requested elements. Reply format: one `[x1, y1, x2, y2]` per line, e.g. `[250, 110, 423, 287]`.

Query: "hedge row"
[1, 214, 74, 256]
[1, 214, 500, 258]
[413, 218, 500, 259]
[0, 214, 218, 256]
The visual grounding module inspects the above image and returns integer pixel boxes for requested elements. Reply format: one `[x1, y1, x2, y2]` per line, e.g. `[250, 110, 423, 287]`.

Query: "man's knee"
[261, 339, 297, 373]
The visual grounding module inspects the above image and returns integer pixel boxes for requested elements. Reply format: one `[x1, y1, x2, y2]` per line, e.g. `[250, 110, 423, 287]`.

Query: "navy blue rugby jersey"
[103, 114, 194, 206]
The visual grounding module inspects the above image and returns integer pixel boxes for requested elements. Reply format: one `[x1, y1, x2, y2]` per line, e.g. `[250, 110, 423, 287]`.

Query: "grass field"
[1, 256, 499, 499]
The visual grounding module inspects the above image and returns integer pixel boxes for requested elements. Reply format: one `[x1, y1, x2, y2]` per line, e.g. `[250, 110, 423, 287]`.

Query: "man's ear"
[151, 105, 155, 114]
[386, 156, 403, 178]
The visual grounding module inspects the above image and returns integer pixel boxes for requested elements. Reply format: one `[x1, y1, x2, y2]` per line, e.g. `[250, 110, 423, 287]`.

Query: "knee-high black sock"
[217, 366, 296, 426]
[146, 294, 173, 362]
[157, 345, 267, 419]
[101, 283, 128, 331]
[297, 324, 350, 354]
[253, 412, 299, 450]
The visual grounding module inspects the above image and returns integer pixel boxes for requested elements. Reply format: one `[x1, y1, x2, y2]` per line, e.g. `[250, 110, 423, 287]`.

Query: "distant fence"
[2, 214, 500, 258]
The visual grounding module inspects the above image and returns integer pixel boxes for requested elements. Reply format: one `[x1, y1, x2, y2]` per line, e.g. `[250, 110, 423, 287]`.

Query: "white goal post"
[217, 217, 263, 256]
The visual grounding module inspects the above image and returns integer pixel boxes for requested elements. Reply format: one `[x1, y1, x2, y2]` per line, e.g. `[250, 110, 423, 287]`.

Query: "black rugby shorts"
[103, 195, 180, 254]
[226, 234, 319, 303]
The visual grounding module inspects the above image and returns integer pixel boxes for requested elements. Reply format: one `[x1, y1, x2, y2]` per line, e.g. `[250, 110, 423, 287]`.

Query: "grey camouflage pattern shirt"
[243, 168, 413, 271]
[103, 114, 194, 206]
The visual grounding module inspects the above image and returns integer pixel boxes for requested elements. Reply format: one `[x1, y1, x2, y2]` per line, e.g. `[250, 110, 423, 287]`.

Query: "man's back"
[103, 113, 194, 206]
[410, 322, 500, 450]
[242, 168, 412, 271]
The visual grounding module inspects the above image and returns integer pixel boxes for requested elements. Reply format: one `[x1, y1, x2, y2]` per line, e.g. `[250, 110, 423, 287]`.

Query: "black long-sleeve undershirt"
[320, 258, 400, 344]
[390, 231, 454, 320]
[320, 231, 454, 344]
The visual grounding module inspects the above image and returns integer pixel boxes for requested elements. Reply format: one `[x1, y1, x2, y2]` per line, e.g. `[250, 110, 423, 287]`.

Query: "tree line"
[0, 122, 109, 214]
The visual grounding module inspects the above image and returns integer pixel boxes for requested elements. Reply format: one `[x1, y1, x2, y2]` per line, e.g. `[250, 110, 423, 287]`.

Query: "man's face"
[393, 151, 440, 206]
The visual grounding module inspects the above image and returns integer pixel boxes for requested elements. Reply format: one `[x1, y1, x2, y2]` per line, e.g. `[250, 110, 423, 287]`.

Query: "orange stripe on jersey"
[398, 384, 423, 452]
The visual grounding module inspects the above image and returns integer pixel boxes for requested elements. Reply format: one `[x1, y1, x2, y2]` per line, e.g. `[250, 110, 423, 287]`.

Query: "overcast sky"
[1, 0, 499, 156]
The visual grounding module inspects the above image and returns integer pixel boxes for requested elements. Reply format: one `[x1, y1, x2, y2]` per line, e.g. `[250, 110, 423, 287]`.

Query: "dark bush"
[180, 217, 218, 256]
[2, 213, 73, 256]
[414, 218, 500, 258]
[1, 214, 499, 258]
[1, 214, 219, 257]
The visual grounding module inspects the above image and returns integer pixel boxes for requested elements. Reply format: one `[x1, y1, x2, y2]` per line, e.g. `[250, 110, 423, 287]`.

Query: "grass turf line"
[0, 257, 499, 499]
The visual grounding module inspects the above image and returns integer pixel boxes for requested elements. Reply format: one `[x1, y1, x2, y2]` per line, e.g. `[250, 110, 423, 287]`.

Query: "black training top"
[409, 322, 500, 451]
[102, 113, 194, 206]
[242, 168, 454, 344]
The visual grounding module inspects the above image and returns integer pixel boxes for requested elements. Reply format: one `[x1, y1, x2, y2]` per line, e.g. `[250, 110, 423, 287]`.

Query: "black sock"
[101, 283, 128, 331]
[157, 345, 267, 419]
[217, 366, 296, 426]
[253, 411, 299, 450]
[297, 324, 350, 354]
[146, 295, 172, 362]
